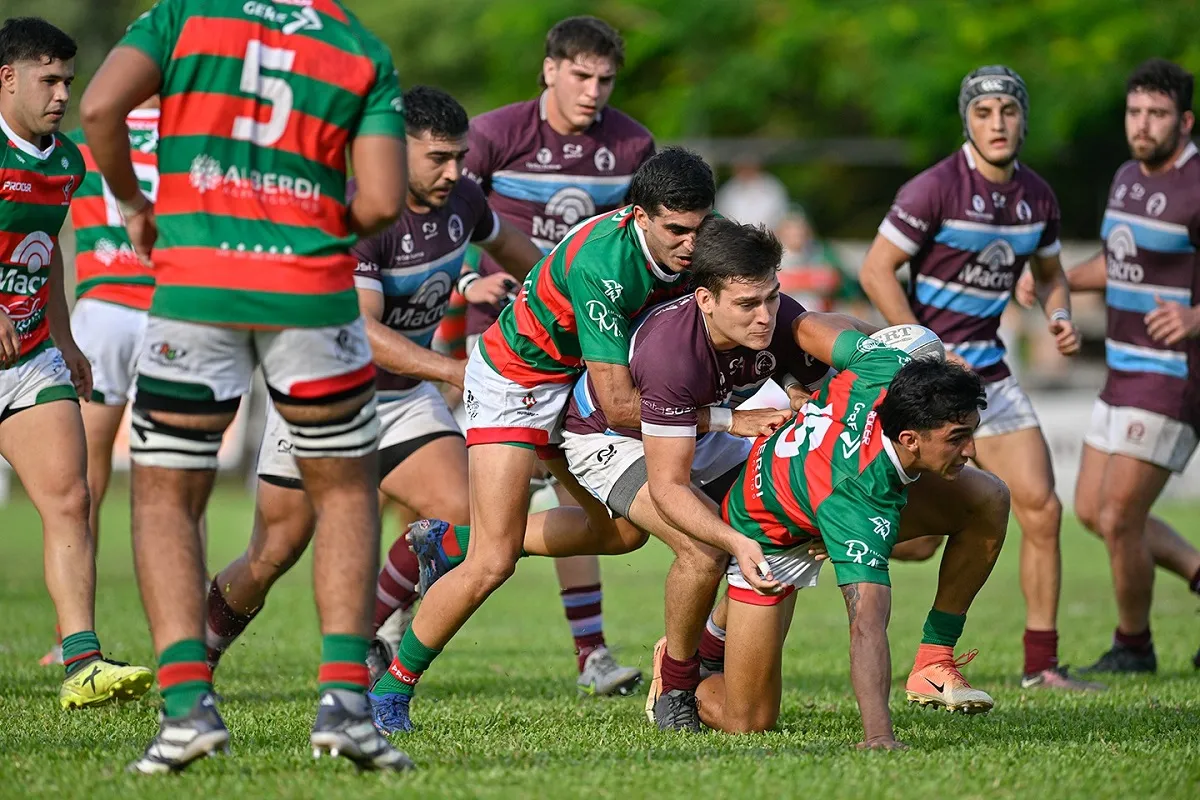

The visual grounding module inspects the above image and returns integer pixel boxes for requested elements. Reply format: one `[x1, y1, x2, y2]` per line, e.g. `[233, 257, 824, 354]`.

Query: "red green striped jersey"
[67, 109, 159, 310]
[723, 331, 919, 587]
[480, 205, 689, 386]
[0, 114, 84, 364]
[119, 0, 405, 328]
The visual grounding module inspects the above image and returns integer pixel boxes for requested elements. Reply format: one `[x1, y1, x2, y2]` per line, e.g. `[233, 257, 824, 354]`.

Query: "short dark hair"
[1127, 58, 1194, 114]
[878, 359, 986, 441]
[627, 147, 716, 217]
[402, 85, 468, 139]
[0, 17, 77, 67]
[691, 218, 781, 296]
[538, 16, 624, 89]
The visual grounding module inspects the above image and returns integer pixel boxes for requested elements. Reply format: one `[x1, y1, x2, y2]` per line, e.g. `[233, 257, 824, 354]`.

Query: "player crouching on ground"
[701, 316, 1009, 747]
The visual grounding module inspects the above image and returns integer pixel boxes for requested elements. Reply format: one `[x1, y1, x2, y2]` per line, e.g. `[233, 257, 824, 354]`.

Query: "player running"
[370, 147, 726, 732]
[859, 65, 1100, 691]
[81, 0, 412, 772]
[1017, 59, 1200, 674]
[202, 86, 542, 679]
[458, 15, 656, 691]
[0, 15, 153, 711]
[704, 315, 1010, 746]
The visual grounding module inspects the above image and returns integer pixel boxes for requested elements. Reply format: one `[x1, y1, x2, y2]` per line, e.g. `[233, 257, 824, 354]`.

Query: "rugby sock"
[1188, 566, 1200, 595]
[660, 650, 702, 694]
[561, 583, 605, 671]
[440, 524, 473, 568]
[373, 539, 420, 631]
[920, 609, 966, 648]
[699, 614, 726, 673]
[1023, 629, 1059, 675]
[205, 579, 259, 665]
[1114, 626, 1152, 653]
[318, 634, 370, 694]
[158, 639, 212, 719]
[61, 631, 102, 676]
[372, 628, 441, 697]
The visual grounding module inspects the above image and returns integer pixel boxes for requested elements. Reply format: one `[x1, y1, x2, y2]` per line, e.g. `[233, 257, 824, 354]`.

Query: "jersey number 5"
[232, 40, 297, 147]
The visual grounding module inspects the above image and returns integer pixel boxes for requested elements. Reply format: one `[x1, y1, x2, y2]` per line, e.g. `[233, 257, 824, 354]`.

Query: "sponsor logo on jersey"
[384, 272, 453, 331]
[1016, 199, 1032, 222]
[1105, 223, 1141, 282]
[1146, 192, 1167, 217]
[958, 240, 1016, 289]
[870, 516, 892, 539]
[892, 204, 928, 232]
[586, 300, 622, 338]
[536, 147, 553, 166]
[448, 214, 464, 243]
[8, 232, 53, 271]
[422, 221, 438, 240]
[602, 279, 623, 302]
[2, 181, 32, 194]
[188, 154, 322, 209]
[563, 143, 584, 160]
[594, 147, 616, 172]
[1130, 183, 1145, 201]
[148, 340, 188, 368]
[754, 351, 776, 375]
[535, 187, 595, 240]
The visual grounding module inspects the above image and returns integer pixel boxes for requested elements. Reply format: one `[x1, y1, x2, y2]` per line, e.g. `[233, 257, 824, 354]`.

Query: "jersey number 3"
[232, 40, 296, 147]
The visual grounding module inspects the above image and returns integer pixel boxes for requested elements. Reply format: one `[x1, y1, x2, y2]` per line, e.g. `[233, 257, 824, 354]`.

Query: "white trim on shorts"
[1084, 399, 1198, 473]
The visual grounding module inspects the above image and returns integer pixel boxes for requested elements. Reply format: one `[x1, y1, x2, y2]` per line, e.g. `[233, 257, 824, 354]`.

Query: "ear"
[694, 285, 716, 314]
[632, 204, 650, 231]
[896, 429, 921, 454]
[542, 57, 557, 88]
[1182, 109, 1195, 137]
[0, 64, 15, 91]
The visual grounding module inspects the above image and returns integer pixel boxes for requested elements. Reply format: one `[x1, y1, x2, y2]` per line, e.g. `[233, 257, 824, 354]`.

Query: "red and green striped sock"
[318, 634, 370, 695]
[372, 628, 441, 697]
[159, 639, 213, 719]
[440, 525, 472, 568]
[62, 631, 102, 676]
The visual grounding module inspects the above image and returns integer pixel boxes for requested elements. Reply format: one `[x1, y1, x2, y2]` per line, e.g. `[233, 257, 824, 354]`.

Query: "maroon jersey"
[564, 294, 830, 439]
[879, 145, 1061, 382]
[1099, 141, 1200, 428]
[353, 178, 498, 391]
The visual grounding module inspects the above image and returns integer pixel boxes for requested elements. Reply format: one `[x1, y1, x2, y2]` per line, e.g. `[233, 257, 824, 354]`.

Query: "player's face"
[913, 413, 979, 479]
[701, 277, 781, 350]
[0, 57, 74, 138]
[1125, 89, 1194, 167]
[967, 96, 1022, 167]
[543, 54, 617, 132]
[634, 205, 711, 273]
[406, 131, 469, 210]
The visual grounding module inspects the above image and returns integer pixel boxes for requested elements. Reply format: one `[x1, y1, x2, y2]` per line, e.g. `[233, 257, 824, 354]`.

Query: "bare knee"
[461, 549, 519, 596]
[604, 518, 649, 554]
[1096, 499, 1143, 544]
[673, 538, 727, 579]
[891, 536, 943, 562]
[1074, 488, 1101, 535]
[41, 479, 91, 528]
[723, 705, 778, 733]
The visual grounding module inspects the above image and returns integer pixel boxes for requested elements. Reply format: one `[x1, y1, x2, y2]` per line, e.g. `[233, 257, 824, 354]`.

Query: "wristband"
[780, 372, 802, 392]
[1049, 308, 1071, 323]
[116, 192, 150, 220]
[708, 406, 732, 432]
[456, 272, 481, 296]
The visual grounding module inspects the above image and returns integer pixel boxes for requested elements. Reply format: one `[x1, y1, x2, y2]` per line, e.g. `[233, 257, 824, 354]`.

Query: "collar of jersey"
[631, 220, 682, 283]
[1174, 141, 1198, 169]
[961, 142, 1020, 176]
[881, 436, 919, 485]
[538, 91, 602, 127]
[0, 110, 56, 160]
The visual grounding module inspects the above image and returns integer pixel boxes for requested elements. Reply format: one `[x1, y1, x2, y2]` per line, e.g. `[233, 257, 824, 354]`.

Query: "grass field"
[1, 479, 1199, 798]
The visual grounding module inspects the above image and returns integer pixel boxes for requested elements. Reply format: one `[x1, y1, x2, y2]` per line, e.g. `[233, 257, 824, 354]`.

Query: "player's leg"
[900, 465, 1010, 711]
[0, 355, 152, 708]
[696, 591, 797, 733]
[79, 402, 126, 543]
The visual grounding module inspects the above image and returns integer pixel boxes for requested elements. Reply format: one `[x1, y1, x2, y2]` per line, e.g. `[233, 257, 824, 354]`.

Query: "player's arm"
[1027, 251, 1079, 355]
[642, 433, 781, 594]
[479, 217, 541, 284]
[858, 235, 920, 326]
[586, 362, 641, 429]
[790, 311, 870, 369]
[46, 247, 92, 399]
[841, 582, 902, 749]
[1065, 250, 1107, 291]
[80, 48, 159, 212]
[348, 138, 406, 237]
[358, 288, 466, 388]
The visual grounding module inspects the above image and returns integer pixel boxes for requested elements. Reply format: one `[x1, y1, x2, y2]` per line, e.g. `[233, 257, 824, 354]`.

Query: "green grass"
[1, 480, 1199, 798]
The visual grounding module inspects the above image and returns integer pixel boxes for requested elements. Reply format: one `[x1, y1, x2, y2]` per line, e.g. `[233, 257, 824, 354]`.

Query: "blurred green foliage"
[13, 0, 1200, 237]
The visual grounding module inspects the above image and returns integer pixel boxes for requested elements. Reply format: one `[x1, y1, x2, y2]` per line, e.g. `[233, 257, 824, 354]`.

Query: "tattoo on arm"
[842, 584, 860, 626]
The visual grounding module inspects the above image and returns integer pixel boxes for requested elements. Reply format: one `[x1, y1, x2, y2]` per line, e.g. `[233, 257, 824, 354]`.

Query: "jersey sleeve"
[459, 179, 499, 244]
[567, 263, 633, 365]
[118, 0, 183, 70]
[815, 482, 899, 587]
[770, 295, 831, 388]
[634, 348, 707, 438]
[1035, 186, 1062, 258]
[830, 330, 909, 388]
[355, 39, 405, 138]
[351, 233, 386, 293]
[464, 116, 501, 191]
[878, 171, 942, 257]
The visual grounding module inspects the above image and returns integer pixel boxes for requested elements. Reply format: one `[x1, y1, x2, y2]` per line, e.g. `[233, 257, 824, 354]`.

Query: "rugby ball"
[870, 324, 946, 361]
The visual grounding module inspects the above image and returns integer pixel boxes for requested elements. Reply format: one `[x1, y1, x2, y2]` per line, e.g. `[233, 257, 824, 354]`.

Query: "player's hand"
[944, 349, 970, 370]
[730, 537, 782, 595]
[856, 737, 910, 751]
[123, 197, 158, 269]
[448, 359, 468, 391]
[0, 309, 19, 368]
[1014, 269, 1037, 309]
[785, 383, 812, 414]
[807, 536, 829, 562]
[1145, 296, 1200, 346]
[463, 273, 517, 306]
[58, 343, 93, 401]
[1049, 317, 1080, 356]
[730, 407, 791, 438]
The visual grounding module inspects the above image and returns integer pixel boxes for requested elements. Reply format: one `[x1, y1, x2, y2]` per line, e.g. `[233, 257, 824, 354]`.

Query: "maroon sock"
[698, 626, 725, 667]
[374, 538, 421, 632]
[659, 650, 701, 694]
[561, 583, 605, 672]
[205, 579, 259, 664]
[1189, 566, 1200, 595]
[1114, 626, 1152, 652]
[1023, 629, 1058, 675]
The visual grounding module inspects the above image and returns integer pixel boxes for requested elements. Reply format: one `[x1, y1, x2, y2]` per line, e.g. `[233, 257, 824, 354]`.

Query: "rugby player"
[1018, 59, 1200, 673]
[705, 314, 1010, 745]
[859, 66, 1099, 690]
[81, 0, 412, 772]
[203, 86, 541, 680]
[457, 15, 656, 692]
[0, 15, 152, 711]
[370, 148, 772, 732]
